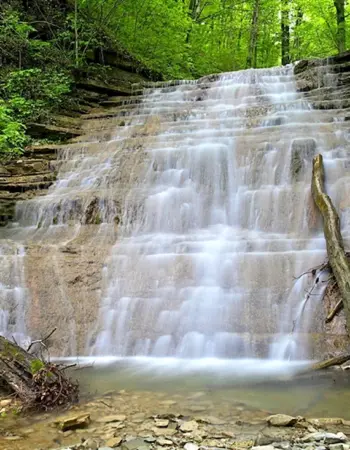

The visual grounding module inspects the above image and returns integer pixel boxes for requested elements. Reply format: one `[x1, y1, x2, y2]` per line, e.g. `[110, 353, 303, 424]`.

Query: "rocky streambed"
[2, 386, 350, 450]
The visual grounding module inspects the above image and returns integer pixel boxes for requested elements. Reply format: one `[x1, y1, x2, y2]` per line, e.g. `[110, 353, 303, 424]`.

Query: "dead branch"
[326, 299, 344, 323]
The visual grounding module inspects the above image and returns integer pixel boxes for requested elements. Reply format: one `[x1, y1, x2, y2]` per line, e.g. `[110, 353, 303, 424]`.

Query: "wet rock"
[155, 419, 169, 427]
[197, 416, 226, 425]
[290, 138, 317, 180]
[121, 438, 148, 450]
[184, 444, 199, 450]
[301, 432, 347, 444]
[54, 413, 91, 431]
[157, 437, 173, 445]
[180, 421, 199, 432]
[329, 444, 350, 450]
[267, 415, 299, 427]
[105, 437, 123, 448]
[152, 427, 177, 437]
[97, 415, 126, 424]
[255, 428, 294, 446]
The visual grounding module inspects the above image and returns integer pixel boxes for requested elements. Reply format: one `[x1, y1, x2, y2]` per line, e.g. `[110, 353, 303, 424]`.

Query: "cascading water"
[89, 66, 350, 359]
[1, 64, 350, 362]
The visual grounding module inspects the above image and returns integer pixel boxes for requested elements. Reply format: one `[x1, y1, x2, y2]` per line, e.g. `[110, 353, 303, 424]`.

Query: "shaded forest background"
[0, 0, 348, 157]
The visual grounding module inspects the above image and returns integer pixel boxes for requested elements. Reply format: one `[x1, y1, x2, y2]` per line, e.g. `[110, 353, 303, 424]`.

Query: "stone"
[267, 414, 298, 427]
[54, 413, 91, 431]
[121, 438, 148, 450]
[184, 444, 199, 450]
[329, 445, 350, 450]
[302, 432, 347, 444]
[252, 446, 275, 450]
[105, 437, 123, 448]
[97, 415, 127, 423]
[155, 419, 169, 427]
[180, 421, 199, 432]
[272, 442, 292, 450]
[157, 437, 173, 445]
[152, 427, 177, 437]
[197, 416, 226, 425]
[84, 438, 99, 450]
[309, 418, 344, 426]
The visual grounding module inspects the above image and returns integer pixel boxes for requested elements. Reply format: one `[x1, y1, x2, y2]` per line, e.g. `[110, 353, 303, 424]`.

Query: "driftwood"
[307, 353, 350, 371]
[0, 333, 78, 412]
[311, 154, 350, 334]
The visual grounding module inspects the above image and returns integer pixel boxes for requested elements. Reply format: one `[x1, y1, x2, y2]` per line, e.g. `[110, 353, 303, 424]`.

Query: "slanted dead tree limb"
[312, 154, 350, 334]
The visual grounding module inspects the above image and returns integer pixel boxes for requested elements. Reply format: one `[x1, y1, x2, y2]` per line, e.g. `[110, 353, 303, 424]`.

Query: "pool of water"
[65, 357, 350, 419]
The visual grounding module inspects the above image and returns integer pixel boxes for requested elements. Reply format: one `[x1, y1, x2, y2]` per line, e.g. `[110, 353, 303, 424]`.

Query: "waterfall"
[1, 65, 350, 360]
[88, 66, 350, 359]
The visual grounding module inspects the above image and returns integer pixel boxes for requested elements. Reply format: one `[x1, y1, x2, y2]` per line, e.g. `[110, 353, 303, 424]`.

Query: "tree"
[246, 0, 260, 68]
[281, 0, 290, 65]
[334, 0, 346, 53]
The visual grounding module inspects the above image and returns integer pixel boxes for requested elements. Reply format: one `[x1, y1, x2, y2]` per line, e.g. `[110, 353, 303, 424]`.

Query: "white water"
[1, 65, 350, 363]
[89, 66, 350, 359]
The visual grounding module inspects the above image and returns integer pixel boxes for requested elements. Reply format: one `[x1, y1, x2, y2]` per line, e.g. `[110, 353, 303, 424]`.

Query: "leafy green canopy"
[80, 0, 349, 79]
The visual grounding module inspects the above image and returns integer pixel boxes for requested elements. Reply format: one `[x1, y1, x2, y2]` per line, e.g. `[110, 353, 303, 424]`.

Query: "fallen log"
[307, 353, 350, 371]
[0, 334, 78, 412]
[311, 154, 350, 334]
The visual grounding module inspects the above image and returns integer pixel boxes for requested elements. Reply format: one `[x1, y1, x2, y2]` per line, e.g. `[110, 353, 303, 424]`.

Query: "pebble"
[156, 437, 173, 445]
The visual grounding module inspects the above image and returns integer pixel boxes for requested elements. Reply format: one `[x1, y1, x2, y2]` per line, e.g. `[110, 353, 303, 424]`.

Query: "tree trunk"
[281, 0, 290, 65]
[334, 0, 346, 53]
[246, 0, 260, 68]
[293, 7, 303, 60]
[312, 154, 350, 334]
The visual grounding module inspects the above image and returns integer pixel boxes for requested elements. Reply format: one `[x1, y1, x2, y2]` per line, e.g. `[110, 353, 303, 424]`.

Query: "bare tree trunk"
[281, 0, 290, 65]
[334, 0, 346, 53]
[312, 154, 350, 334]
[246, 0, 260, 68]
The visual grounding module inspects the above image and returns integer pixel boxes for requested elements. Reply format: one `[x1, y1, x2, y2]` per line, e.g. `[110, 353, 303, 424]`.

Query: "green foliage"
[0, 104, 27, 158]
[30, 359, 45, 374]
